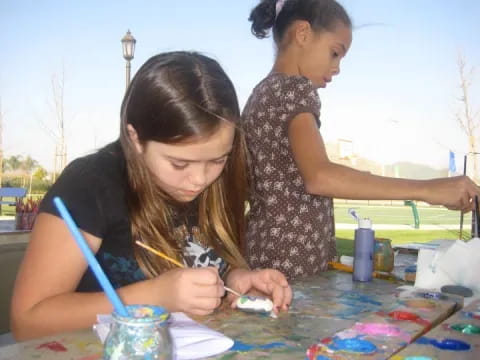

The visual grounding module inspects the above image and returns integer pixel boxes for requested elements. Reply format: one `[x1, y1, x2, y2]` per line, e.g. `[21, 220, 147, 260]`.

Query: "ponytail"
[249, 0, 351, 45]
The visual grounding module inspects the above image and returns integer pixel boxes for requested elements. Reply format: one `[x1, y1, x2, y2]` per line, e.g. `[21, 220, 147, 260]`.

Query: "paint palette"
[305, 288, 463, 359]
[394, 298, 480, 359]
[236, 295, 274, 315]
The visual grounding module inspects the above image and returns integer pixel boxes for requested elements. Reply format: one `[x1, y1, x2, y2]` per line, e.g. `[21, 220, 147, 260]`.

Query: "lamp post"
[121, 30, 136, 90]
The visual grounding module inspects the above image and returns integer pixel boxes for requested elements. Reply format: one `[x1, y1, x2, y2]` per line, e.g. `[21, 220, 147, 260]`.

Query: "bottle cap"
[358, 218, 372, 229]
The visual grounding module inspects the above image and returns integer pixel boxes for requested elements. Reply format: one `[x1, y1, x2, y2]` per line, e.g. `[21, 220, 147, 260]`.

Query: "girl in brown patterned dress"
[244, 0, 480, 280]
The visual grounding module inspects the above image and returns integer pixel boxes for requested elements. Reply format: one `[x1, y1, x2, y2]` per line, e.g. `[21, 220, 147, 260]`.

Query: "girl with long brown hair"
[11, 51, 292, 340]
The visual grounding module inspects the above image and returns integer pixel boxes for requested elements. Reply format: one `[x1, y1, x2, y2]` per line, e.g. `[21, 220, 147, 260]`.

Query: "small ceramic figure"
[235, 295, 274, 315]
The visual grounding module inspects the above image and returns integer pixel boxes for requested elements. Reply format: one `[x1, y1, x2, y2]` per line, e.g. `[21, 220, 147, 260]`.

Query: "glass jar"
[103, 305, 173, 360]
[374, 238, 394, 272]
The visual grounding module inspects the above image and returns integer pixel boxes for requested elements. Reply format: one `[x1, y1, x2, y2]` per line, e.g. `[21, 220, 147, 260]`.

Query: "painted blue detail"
[416, 337, 471, 351]
[230, 340, 286, 352]
[328, 336, 377, 354]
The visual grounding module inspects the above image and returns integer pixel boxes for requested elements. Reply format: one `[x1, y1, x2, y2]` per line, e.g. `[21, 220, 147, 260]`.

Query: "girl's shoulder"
[45, 140, 127, 202]
[256, 72, 315, 93]
[245, 73, 320, 116]
[39, 141, 128, 233]
[65, 141, 125, 182]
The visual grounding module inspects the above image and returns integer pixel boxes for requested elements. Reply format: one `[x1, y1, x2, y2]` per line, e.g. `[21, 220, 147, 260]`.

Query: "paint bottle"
[353, 218, 375, 282]
[374, 238, 394, 272]
[104, 304, 173, 359]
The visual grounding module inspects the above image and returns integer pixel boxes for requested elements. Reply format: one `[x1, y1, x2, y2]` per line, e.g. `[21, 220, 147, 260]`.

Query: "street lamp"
[121, 30, 136, 89]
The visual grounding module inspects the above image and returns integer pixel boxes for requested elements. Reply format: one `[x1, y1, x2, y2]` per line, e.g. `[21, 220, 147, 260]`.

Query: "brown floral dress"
[242, 72, 336, 279]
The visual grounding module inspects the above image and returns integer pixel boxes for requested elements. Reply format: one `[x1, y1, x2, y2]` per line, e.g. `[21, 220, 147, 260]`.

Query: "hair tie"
[275, 0, 287, 18]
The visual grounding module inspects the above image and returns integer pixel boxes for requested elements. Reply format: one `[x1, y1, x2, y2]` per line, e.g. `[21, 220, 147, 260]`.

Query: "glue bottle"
[353, 218, 375, 282]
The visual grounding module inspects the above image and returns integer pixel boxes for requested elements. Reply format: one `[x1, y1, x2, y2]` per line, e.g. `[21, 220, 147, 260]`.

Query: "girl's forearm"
[12, 278, 163, 341]
[306, 162, 427, 201]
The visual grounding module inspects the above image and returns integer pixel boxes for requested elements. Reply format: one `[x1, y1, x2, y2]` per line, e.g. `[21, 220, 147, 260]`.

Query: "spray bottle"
[349, 209, 375, 282]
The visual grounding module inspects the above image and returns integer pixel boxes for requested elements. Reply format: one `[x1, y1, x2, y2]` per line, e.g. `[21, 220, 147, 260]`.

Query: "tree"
[37, 67, 68, 182]
[51, 69, 67, 179]
[32, 167, 48, 182]
[3, 155, 23, 172]
[456, 52, 479, 182]
[21, 155, 38, 173]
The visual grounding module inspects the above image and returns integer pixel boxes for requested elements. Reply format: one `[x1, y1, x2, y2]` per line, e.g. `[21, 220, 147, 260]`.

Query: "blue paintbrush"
[53, 196, 129, 317]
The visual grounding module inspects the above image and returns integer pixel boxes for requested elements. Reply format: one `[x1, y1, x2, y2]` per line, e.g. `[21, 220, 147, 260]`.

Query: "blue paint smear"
[416, 337, 471, 351]
[230, 340, 287, 352]
[463, 311, 480, 319]
[333, 291, 382, 319]
[463, 312, 474, 319]
[316, 356, 332, 360]
[329, 337, 377, 354]
[339, 291, 382, 306]
[415, 291, 447, 300]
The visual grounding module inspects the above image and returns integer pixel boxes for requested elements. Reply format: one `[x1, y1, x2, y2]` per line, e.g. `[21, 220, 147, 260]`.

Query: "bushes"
[1, 174, 52, 193]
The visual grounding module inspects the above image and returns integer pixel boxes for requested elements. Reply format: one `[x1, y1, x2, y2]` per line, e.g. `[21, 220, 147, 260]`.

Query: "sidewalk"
[335, 223, 462, 230]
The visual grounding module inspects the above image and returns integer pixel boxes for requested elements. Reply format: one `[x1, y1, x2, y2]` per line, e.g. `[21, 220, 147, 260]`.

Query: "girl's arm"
[288, 112, 479, 212]
[11, 213, 224, 340]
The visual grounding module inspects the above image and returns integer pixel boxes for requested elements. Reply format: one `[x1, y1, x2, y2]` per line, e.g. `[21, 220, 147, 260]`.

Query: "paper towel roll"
[414, 248, 454, 290]
[437, 239, 480, 293]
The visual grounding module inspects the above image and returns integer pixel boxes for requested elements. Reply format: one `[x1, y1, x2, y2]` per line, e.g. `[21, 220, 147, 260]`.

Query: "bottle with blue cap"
[350, 210, 375, 282]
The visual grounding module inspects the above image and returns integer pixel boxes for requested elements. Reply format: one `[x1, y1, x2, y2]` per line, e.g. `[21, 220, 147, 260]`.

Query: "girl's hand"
[225, 268, 292, 314]
[424, 176, 480, 212]
[154, 267, 225, 316]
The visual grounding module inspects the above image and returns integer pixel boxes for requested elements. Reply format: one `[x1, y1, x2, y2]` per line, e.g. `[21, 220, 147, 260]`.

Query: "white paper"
[93, 312, 233, 360]
[436, 239, 480, 293]
[414, 248, 454, 289]
[413, 239, 480, 296]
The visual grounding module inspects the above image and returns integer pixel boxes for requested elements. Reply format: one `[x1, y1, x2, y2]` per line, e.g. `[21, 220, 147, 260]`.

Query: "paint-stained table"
[392, 299, 480, 360]
[0, 271, 468, 360]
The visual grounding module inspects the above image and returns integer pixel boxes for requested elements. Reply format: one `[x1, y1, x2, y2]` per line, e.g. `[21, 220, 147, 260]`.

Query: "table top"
[393, 299, 480, 360]
[1, 269, 471, 360]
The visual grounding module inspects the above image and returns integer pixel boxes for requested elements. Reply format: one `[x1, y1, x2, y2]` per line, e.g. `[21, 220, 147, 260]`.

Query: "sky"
[1, 0, 479, 172]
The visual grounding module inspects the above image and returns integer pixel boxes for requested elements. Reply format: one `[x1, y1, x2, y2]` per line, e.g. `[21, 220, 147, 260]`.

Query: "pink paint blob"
[36, 341, 68, 352]
[353, 323, 411, 342]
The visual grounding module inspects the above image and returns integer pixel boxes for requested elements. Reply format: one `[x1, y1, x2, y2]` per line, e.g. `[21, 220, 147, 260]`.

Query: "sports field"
[334, 203, 470, 225]
[334, 202, 472, 256]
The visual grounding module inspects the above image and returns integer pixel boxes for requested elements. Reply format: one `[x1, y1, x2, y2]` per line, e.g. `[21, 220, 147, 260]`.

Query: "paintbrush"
[54, 197, 129, 317]
[474, 195, 480, 238]
[135, 240, 242, 297]
[328, 261, 395, 281]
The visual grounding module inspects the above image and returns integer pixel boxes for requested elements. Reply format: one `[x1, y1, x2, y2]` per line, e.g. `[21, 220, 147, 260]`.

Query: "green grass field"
[335, 229, 459, 257]
[2, 198, 470, 257]
[0, 204, 17, 217]
[334, 203, 468, 256]
[334, 203, 470, 225]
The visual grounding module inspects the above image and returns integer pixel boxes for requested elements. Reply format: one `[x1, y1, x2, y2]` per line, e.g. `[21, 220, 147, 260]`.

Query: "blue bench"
[0, 188, 27, 206]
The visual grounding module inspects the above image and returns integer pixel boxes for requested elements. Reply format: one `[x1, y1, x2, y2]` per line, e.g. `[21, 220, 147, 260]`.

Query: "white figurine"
[235, 295, 274, 315]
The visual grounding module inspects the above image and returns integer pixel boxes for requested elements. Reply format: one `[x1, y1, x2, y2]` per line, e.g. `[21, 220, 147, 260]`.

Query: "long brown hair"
[119, 52, 249, 277]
